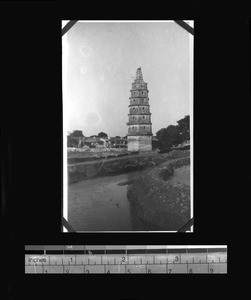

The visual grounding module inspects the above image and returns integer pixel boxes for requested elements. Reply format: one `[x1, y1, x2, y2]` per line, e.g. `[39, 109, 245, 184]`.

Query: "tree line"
[67, 115, 190, 151]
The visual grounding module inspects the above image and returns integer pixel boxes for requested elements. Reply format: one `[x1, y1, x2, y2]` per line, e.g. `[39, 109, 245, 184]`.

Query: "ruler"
[25, 245, 227, 274]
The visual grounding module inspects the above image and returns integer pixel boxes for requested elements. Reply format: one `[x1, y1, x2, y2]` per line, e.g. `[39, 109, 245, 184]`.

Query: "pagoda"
[127, 67, 153, 152]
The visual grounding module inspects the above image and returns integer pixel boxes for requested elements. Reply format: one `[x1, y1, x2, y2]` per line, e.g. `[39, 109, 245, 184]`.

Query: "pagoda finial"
[135, 67, 144, 82]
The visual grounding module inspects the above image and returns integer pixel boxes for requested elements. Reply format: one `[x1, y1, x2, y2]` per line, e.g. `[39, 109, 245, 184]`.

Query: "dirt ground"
[127, 156, 190, 231]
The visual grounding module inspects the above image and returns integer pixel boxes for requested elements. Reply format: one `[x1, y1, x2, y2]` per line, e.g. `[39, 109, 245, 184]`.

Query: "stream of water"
[68, 165, 190, 231]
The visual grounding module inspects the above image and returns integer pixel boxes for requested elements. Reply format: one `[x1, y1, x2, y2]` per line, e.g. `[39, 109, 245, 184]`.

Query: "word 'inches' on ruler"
[25, 245, 227, 274]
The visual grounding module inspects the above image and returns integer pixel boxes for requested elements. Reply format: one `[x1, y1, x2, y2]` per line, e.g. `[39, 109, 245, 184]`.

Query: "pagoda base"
[127, 135, 152, 152]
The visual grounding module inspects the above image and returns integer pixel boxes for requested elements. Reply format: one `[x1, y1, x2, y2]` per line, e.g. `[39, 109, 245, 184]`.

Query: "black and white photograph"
[2, 2, 249, 298]
[62, 20, 194, 232]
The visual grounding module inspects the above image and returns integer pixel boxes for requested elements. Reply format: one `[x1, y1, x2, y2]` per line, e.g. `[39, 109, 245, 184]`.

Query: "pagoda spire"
[135, 67, 144, 82]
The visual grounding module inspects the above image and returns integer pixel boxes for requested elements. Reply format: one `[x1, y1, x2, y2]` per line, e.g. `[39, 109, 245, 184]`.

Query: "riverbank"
[68, 150, 190, 184]
[127, 156, 190, 231]
[68, 149, 132, 164]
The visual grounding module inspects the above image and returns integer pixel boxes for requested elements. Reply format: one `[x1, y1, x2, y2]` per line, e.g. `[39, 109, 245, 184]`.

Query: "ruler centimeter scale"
[25, 245, 227, 274]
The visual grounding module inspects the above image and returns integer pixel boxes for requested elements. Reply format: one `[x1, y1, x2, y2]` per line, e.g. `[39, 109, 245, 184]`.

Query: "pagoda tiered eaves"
[127, 67, 153, 152]
[128, 104, 150, 107]
[127, 122, 152, 126]
[128, 112, 151, 115]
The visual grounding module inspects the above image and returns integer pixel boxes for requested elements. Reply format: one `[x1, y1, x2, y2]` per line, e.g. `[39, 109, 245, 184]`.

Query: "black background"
[2, 1, 250, 299]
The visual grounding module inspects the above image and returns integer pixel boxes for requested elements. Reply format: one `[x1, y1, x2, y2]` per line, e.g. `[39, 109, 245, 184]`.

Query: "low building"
[84, 137, 98, 145]
[99, 137, 109, 147]
[109, 137, 127, 148]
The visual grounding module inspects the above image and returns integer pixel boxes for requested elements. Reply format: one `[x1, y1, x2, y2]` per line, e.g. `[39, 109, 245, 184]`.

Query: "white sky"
[63, 21, 192, 137]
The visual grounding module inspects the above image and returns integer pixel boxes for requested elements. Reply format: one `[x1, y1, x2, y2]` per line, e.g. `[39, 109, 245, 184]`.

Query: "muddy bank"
[68, 150, 190, 184]
[127, 157, 190, 231]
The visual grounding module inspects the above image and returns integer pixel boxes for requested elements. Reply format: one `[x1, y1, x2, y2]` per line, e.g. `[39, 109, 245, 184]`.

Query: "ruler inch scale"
[25, 245, 227, 274]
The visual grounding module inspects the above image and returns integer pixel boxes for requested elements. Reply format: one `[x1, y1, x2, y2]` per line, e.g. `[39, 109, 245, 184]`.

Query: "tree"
[67, 130, 84, 148]
[155, 115, 190, 153]
[70, 130, 84, 138]
[152, 139, 159, 150]
[177, 115, 190, 142]
[177, 115, 189, 132]
[98, 132, 108, 138]
[67, 135, 78, 147]
[156, 125, 180, 153]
